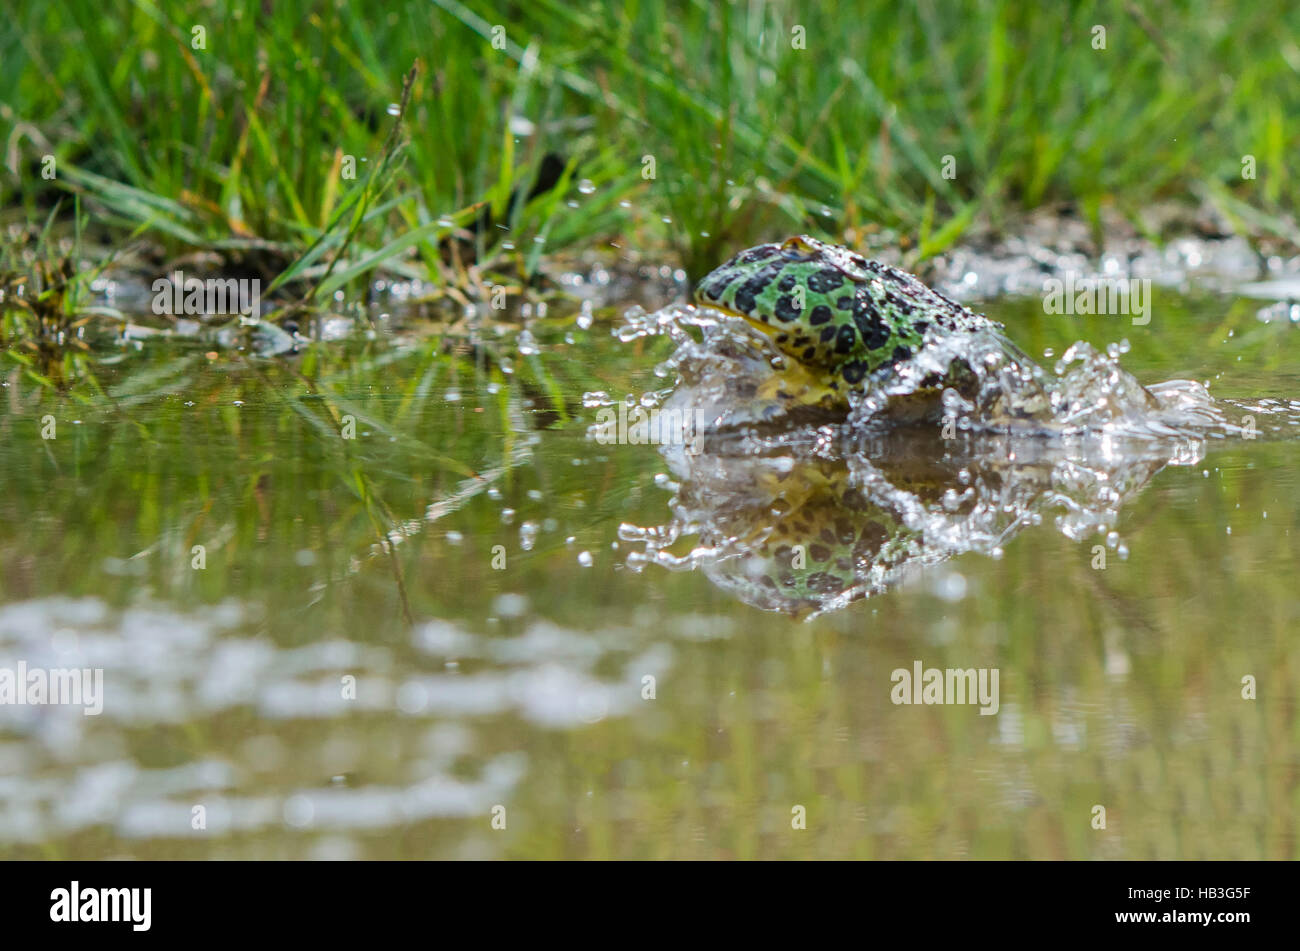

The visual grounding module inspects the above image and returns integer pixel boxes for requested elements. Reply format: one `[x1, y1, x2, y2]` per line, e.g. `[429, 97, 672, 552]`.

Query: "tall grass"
[2, 0, 1298, 294]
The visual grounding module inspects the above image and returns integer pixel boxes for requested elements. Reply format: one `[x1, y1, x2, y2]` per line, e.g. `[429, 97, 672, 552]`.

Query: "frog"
[693, 234, 998, 416]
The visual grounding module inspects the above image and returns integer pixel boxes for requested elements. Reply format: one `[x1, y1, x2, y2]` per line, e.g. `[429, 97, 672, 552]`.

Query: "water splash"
[614, 301, 1295, 439]
[621, 427, 1197, 618]
[614, 301, 1297, 617]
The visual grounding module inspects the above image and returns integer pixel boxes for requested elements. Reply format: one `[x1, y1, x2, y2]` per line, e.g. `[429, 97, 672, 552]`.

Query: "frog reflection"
[624, 427, 1204, 618]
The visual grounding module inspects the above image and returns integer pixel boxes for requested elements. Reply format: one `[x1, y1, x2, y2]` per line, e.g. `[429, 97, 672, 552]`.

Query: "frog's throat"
[755, 364, 841, 409]
[696, 299, 844, 408]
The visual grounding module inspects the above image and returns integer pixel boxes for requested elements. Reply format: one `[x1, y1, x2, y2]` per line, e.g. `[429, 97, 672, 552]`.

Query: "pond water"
[1, 284, 1297, 859]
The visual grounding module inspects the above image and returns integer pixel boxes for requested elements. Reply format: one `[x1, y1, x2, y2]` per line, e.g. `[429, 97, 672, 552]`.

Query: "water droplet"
[577, 179, 596, 195]
[519, 521, 539, 551]
[577, 551, 593, 567]
[386, 103, 401, 116]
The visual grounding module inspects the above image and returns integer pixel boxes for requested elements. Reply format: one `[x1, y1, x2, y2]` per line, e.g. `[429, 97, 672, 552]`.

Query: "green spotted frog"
[694, 235, 996, 412]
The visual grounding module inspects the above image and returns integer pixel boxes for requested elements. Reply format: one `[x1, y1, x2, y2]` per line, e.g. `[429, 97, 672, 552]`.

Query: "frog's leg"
[755, 356, 844, 411]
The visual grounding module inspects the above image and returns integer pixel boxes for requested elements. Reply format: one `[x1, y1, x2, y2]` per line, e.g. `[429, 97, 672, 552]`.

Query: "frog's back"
[694, 235, 995, 385]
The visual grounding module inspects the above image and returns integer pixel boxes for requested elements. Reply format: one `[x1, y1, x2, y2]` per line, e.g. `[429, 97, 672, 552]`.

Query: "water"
[615, 297, 1299, 620]
[0, 287, 1297, 859]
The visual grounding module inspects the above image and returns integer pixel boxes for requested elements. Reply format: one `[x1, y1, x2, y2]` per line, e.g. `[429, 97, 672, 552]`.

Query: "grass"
[2, 0, 1298, 315]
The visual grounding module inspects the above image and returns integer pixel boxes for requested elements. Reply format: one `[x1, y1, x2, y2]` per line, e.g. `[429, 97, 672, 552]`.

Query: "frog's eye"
[780, 235, 822, 254]
[736, 243, 782, 265]
[778, 236, 822, 261]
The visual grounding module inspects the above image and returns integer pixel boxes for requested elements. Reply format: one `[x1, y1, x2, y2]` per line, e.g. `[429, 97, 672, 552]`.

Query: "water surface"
[1, 288, 1296, 859]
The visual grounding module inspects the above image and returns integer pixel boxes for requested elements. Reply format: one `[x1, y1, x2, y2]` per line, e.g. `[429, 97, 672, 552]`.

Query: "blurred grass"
[2, 0, 1299, 295]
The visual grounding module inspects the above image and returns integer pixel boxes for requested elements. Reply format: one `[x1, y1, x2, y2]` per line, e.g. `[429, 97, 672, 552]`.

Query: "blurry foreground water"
[0, 284, 1297, 858]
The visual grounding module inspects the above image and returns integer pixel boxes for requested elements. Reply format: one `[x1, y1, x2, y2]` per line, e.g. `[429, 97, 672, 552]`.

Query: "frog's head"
[693, 235, 907, 385]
